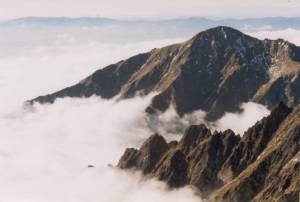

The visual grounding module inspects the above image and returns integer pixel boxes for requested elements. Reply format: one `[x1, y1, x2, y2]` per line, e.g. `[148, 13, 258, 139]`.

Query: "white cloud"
[0, 25, 298, 201]
[0, 27, 198, 201]
[146, 106, 207, 141]
[0, 30, 183, 112]
[0, 96, 201, 202]
[147, 103, 270, 137]
[247, 28, 300, 46]
[215, 102, 270, 135]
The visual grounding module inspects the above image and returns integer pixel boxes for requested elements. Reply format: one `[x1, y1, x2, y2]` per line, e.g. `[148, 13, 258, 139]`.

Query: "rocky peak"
[214, 105, 300, 202]
[117, 134, 169, 174]
[191, 26, 253, 44]
[218, 102, 292, 184]
[264, 38, 300, 61]
[270, 101, 292, 117]
[153, 149, 188, 188]
[117, 148, 139, 169]
[179, 124, 211, 153]
[118, 102, 300, 201]
[30, 27, 300, 121]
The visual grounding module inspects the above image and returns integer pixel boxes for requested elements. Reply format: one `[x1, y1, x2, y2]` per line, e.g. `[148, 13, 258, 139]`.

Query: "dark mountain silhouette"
[118, 102, 300, 202]
[30, 26, 300, 121]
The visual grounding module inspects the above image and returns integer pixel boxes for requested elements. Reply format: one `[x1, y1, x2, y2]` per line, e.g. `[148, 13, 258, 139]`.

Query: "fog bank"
[1, 25, 299, 201]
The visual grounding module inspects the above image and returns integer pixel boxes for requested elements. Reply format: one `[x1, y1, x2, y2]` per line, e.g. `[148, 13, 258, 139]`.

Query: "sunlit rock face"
[118, 102, 300, 201]
[31, 26, 300, 121]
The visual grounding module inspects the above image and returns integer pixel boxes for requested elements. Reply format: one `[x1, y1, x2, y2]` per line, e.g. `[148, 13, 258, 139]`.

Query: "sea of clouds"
[0, 22, 299, 201]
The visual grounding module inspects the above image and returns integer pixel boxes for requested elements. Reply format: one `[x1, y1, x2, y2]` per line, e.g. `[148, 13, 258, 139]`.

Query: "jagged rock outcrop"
[213, 104, 299, 202]
[218, 102, 292, 183]
[118, 103, 300, 201]
[153, 149, 188, 188]
[30, 26, 300, 121]
[118, 134, 169, 174]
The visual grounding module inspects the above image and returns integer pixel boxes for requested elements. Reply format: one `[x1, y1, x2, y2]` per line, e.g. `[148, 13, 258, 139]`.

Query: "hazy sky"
[1, 0, 300, 20]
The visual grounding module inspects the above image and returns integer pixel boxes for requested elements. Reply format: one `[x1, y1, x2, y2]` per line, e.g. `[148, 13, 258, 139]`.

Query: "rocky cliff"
[118, 102, 300, 201]
[30, 26, 300, 121]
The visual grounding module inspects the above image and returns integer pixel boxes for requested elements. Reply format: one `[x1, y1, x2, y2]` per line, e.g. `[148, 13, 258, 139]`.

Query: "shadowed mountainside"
[118, 102, 300, 202]
[30, 26, 300, 121]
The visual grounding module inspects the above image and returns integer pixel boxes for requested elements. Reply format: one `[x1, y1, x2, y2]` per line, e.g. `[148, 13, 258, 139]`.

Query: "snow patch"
[291, 74, 298, 83]
[221, 28, 227, 39]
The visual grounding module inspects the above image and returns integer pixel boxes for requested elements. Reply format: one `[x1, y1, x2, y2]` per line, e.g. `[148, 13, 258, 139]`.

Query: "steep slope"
[117, 103, 300, 201]
[30, 53, 150, 103]
[217, 102, 293, 183]
[30, 26, 300, 121]
[213, 104, 300, 202]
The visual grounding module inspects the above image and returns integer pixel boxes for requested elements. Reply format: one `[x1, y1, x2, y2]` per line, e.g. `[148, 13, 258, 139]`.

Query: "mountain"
[117, 102, 300, 201]
[3, 17, 300, 30]
[30, 26, 300, 121]
[0, 17, 119, 27]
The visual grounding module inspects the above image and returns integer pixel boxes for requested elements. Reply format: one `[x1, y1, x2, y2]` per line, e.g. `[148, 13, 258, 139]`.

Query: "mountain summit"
[30, 26, 300, 120]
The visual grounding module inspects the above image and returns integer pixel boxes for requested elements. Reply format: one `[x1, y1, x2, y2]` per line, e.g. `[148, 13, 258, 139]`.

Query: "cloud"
[0, 96, 201, 202]
[0, 25, 297, 201]
[0, 29, 183, 112]
[0, 28, 198, 201]
[146, 106, 207, 141]
[214, 102, 270, 135]
[247, 28, 300, 46]
[146, 103, 270, 137]
[99, 169, 200, 202]
[0, 92, 268, 202]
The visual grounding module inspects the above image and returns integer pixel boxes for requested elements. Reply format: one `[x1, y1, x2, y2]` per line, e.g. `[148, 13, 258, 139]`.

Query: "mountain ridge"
[30, 26, 300, 121]
[117, 102, 300, 201]
[3, 17, 300, 30]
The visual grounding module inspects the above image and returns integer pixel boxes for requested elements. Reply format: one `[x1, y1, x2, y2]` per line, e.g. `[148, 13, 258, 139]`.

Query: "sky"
[1, 1, 299, 200]
[0, 0, 300, 20]
[0, 27, 272, 201]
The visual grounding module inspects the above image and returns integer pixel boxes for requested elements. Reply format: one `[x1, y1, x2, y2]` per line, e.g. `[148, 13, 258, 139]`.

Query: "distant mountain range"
[2, 16, 300, 30]
[30, 26, 300, 121]
[0, 17, 118, 27]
